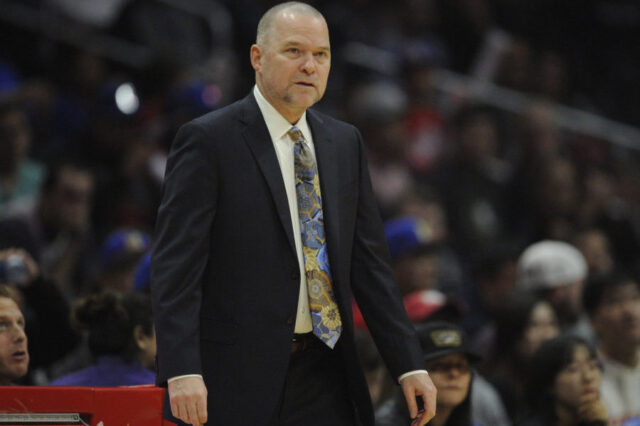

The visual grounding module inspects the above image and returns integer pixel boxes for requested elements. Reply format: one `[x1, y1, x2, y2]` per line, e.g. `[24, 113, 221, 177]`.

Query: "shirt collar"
[253, 85, 313, 144]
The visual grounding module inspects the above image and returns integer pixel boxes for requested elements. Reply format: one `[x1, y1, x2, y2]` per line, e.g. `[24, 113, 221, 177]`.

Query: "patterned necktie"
[289, 126, 342, 348]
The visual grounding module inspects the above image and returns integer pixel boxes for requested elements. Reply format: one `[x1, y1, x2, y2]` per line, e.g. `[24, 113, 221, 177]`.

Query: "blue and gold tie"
[289, 126, 342, 348]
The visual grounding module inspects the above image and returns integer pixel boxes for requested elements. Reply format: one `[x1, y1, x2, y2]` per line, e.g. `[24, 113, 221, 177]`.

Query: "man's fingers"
[402, 385, 418, 419]
[421, 389, 436, 421]
[416, 395, 433, 426]
[170, 401, 181, 422]
[198, 394, 208, 424]
[186, 399, 201, 426]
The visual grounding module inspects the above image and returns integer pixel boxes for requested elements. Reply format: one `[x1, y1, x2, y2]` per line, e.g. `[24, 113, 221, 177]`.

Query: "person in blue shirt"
[50, 291, 155, 386]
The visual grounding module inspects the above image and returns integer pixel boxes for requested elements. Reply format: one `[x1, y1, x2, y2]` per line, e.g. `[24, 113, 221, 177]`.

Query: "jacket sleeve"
[348, 127, 424, 380]
[150, 121, 218, 385]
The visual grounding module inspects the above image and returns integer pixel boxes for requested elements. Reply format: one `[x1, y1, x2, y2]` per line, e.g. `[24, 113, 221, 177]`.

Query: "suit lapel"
[240, 95, 297, 257]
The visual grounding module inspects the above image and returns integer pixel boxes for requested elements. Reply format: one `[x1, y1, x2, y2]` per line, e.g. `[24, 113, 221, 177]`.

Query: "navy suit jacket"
[151, 93, 423, 425]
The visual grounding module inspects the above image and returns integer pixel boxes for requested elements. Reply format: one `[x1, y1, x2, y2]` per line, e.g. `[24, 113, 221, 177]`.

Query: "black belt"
[291, 333, 316, 354]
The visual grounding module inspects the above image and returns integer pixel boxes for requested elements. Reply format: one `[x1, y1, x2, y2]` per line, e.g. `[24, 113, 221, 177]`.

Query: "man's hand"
[400, 372, 437, 426]
[168, 376, 208, 425]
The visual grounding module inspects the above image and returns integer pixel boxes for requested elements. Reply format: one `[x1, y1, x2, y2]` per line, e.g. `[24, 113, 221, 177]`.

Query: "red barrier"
[0, 386, 176, 426]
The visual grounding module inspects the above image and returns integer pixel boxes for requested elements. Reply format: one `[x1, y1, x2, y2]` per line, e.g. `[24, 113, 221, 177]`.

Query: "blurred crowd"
[1, 0, 640, 425]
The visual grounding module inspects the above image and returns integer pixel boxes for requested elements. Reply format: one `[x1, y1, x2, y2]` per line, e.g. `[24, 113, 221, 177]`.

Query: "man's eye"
[287, 48, 299, 54]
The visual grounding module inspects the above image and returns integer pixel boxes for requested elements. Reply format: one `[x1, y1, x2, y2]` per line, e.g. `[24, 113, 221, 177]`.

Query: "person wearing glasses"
[377, 322, 483, 426]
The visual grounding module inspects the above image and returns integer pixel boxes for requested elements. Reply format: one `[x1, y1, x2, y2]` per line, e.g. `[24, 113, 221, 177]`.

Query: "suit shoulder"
[309, 108, 359, 136]
[184, 99, 244, 133]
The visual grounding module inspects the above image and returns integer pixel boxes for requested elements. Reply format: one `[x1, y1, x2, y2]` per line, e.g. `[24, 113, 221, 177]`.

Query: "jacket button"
[286, 316, 294, 325]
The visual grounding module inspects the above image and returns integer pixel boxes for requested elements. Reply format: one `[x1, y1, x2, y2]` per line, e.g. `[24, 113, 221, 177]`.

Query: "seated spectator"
[376, 321, 482, 426]
[517, 240, 593, 340]
[522, 335, 607, 426]
[90, 228, 151, 294]
[0, 285, 29, 385]
[583, 271, 640, 423]
[0, 100, 45, 218]
[383, 215, 442, 296]
[0, 160, 97, 298]
[50, 291, 155, 386]
[483, 290, 559, 424]
[0, 248, 78, 383]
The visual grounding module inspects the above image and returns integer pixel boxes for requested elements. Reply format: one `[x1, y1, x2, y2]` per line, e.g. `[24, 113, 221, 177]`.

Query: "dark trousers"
[268, 337, 356, 426]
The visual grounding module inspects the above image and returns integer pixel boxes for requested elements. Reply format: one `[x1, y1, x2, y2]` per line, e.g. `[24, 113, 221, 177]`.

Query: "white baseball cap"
[517, 240, 588, 289]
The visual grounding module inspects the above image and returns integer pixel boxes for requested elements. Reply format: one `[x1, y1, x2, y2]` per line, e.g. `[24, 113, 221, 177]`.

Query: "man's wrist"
[168, 374, 203, 383]
[398, 370, 429, 383]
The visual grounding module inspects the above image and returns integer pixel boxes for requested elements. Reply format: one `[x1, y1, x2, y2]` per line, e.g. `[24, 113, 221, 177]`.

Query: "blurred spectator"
[435, 104, 511, 260]
[2, 161, 98, 298]
[507, 104, 563, 242]
[483, 290, 560, 424]
[395, 189, 466, 296]
[0, 248, 78, 384]
[376, 321, 482, 426]
[0, 100, 45, 218]
[572, 229, 614, 277]
[522, 335, 607, 426]
[583, 271, 640, 423]
[90, 228, 151, 294]
[50, 291, 155, 386]
[384, 215, 441, 295]
[516, 240, 591, 339]
[464, 243, 518, 341]
[354, 329, 395, 410]
[0, 285, 29, 385]
[348, 80, 413, 215]
[492, 38, 533, 93]
[402, 59, 446, 176]
[533, 158, 580, 241]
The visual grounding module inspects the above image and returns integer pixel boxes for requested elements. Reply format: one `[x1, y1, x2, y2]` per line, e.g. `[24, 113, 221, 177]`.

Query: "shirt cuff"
[168, 374, 203, 383]
[398, 370, 429, 383]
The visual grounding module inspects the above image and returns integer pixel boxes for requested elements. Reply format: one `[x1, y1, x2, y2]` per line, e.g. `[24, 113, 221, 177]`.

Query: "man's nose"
[12, 325, 27, 342]
[300, 53, 317, 74]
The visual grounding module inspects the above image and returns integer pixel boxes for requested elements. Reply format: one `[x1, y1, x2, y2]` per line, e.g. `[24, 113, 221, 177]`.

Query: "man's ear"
[250, 44, 262, 72]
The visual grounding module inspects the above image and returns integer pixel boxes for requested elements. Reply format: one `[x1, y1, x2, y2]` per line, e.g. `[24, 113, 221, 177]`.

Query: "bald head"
[256, 2, 324, 48]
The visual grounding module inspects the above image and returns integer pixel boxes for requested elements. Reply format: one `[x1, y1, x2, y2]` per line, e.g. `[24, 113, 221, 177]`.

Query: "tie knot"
[288, 126, 304, 143]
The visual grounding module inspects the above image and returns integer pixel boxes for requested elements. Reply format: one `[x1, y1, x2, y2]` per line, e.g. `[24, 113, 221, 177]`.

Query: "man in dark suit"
[150, 2, 436, 425]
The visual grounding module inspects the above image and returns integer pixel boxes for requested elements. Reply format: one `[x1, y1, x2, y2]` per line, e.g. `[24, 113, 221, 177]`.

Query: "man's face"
[0, 297, 29, 385]
[592, 281, 640, 348]
[51, 168, 94, 232]
[251, 11, 330, 123]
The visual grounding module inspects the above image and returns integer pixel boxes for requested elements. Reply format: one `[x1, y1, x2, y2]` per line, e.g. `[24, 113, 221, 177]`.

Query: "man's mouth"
[11, 350, 27, 361]
[295, 82, 315, 87]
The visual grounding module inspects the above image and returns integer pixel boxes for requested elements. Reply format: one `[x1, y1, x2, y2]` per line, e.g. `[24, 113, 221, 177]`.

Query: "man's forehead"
[271, 12, 328, 39]
[0, 297, 22, 317]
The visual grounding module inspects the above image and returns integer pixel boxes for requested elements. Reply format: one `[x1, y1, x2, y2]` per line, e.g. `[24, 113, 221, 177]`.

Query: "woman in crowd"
[376, 321, 481, 426]
[50, 291, 155, 386]
[483, 290, 560, 423]
[522, 334, 607, 426]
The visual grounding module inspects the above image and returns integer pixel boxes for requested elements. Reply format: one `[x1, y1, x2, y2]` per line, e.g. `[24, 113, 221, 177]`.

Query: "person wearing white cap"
[516, 240, 592, 339]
